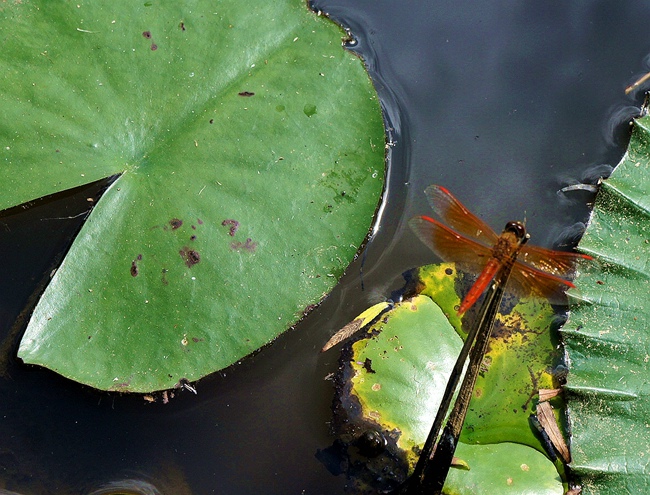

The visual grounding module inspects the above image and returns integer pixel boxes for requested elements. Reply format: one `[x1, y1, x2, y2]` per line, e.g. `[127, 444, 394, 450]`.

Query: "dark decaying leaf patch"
[179, 247, 200, 267]
[130, 254, 143, 277]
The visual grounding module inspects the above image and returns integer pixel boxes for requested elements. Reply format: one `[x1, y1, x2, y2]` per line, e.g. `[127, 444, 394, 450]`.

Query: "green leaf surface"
[411, 264, 559, 449]
[445, 442, 562, 495]
[349, 294, 463, 463]
[330, 264, 562, 493]
[4, 1, 385, 392]
[563, 113, 650, 494]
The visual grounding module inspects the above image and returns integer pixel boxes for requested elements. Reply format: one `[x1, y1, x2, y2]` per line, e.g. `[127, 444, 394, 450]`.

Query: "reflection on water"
[4, 1, 650, 494]
[86, 480, 161, 495]
[602, 104, 643, 147]
[0, 478, 168, 495]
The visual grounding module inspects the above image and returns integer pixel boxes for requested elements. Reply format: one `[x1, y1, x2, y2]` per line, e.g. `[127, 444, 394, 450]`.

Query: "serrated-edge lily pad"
[563, 112, 650, 494]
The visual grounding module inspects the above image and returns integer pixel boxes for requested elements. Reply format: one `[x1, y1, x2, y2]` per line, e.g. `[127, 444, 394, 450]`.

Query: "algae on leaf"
[2, 1, 385, 392]
[562, 112, 650, 495]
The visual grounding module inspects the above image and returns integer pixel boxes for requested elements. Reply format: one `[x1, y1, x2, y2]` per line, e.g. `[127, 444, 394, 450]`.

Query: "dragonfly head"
[503, 221, 529, 244]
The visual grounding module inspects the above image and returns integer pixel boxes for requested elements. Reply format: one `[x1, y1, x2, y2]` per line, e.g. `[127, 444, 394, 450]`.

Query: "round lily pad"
[4, 0, 385, 392]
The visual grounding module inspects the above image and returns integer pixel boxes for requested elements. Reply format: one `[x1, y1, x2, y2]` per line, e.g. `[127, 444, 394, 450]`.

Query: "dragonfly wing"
[409, 215, 492, 272]
[424, 185, 499, 246]
[518, 245, 592, 278]
[507, 259, 575, 305]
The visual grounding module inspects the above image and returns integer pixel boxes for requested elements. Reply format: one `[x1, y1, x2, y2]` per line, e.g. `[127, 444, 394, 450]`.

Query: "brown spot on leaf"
[142, 31, 152, 39]
[151, 43, 158, 51]
[190, 235, 197, 241]
[238, 91, 255, 97]
[130, 254, 142, 277]
[169, 218, 183, 230]
[161, 268, 169, 285]
[231, 238, 257, 252]
[179, 247, 200, 267]
[179, 22, 186, 31]
[221, 219, 239, 236]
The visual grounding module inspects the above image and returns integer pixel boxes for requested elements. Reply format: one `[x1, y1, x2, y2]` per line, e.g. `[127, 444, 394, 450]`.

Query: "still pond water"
[2, 1, 650, 493]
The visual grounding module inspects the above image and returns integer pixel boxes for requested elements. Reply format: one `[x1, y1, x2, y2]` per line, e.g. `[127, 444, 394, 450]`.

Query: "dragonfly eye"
[504, 221, 527, 240]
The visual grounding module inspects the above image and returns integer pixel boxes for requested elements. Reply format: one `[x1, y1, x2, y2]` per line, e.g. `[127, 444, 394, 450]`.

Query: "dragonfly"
[409, 185, 592, 315]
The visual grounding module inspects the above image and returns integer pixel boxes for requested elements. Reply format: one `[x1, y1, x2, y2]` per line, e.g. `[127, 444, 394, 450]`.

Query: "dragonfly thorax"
[491, 222, 529, 262]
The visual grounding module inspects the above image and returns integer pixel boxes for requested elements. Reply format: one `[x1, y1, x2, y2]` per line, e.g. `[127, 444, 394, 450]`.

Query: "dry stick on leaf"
[536, 400, 571, 464]
[321, 301, 393, 352]
[538, 388, 562, 402]
[321, 318, 364, 352]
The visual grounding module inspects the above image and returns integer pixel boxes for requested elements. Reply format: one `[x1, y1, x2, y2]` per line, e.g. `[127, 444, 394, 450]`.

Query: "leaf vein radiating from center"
[10, 0, 386, 392]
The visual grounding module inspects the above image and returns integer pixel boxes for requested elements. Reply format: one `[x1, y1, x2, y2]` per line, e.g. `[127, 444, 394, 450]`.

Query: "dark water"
[2, 1, 650, 494]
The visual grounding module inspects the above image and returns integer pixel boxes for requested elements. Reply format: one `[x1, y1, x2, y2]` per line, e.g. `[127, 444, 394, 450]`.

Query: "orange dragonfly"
[409, 185, 592, 315]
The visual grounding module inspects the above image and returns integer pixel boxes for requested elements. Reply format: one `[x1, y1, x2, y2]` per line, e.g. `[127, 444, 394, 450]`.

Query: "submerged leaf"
[3, 1, 385, 392]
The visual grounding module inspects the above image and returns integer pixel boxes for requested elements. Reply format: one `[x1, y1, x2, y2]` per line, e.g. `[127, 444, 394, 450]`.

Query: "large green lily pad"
[562, 112, 650, 494]
[3, 1, 385, 392]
